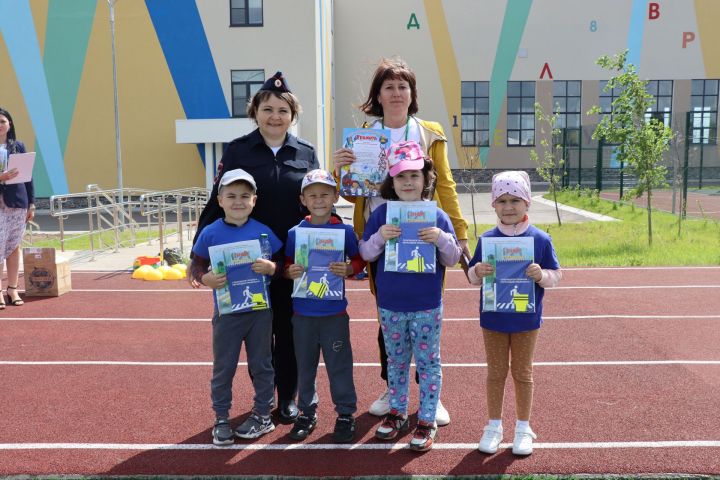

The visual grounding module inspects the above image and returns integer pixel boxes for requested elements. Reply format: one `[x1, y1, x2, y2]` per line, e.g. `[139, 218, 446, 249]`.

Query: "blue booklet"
[384, 201, 437, 274]
[208, 240, 270, 315]
[339, 127, 391, 197]
[480, 237, 535, 313]
[292, 227, 345, 300]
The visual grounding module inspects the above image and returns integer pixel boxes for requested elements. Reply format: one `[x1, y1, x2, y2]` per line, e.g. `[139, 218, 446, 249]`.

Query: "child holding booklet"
[359, 141, 462, 451]
[284, 169, 365, 443]
[190, 168, 283, 446]
[468, 171, 562, 456]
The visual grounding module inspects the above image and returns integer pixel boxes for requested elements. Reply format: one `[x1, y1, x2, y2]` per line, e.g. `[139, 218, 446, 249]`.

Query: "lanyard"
[382, 116, 409, 142]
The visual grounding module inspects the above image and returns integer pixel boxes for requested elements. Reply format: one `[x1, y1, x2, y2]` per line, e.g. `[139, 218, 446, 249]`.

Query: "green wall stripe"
[43, 0, 96, 155]
[481, 0, 533, 166]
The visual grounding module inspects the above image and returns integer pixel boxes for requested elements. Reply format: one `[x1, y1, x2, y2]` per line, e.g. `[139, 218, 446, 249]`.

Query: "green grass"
[468, 189, 720, 267]
[24, 228, 177, 251]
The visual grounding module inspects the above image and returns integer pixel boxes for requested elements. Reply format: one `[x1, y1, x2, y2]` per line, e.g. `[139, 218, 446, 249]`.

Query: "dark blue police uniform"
[194, 127, 318, 418]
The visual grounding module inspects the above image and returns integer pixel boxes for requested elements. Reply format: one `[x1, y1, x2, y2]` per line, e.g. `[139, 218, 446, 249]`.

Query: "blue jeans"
[378, 306, 443, 423]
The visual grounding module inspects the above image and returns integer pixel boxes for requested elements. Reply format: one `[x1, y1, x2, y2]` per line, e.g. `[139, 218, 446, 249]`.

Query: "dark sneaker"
[212, 418, 234, 446]
[375, 409, 410, 440]
[235, 412, 275, 439]
[409, 420, 437, 452]
[332, 415, 356, 443]
[289, 414, 318, 440]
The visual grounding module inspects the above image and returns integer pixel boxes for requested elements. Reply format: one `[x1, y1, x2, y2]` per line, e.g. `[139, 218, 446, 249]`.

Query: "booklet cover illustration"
[481, 236, 535, 313]
[384, 201, 437, 274]
[209, 239, 270, 315]
[339, 128, 390, 197]
[292, 228, 345, 300]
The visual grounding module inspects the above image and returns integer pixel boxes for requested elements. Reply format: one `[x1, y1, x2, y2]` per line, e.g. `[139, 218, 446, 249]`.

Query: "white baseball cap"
[219, 168, 257, 191]
[301, 169, 337, 192]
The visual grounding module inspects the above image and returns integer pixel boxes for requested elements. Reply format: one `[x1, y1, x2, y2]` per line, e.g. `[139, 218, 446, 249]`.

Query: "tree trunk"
[469, 182, 478, 239]
[552, 186, 562, 226]
[647, 187, 653, 246]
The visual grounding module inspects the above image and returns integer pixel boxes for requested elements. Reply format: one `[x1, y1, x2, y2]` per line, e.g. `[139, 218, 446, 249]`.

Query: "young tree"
[459, 146, 482, 240]
[588, 50, 674, 245]
[530, 103, 565, 226]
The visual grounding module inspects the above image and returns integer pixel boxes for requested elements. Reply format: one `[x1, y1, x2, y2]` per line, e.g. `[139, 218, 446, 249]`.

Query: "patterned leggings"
[482, 328, 539, 421]
[379, 306, 443, 423]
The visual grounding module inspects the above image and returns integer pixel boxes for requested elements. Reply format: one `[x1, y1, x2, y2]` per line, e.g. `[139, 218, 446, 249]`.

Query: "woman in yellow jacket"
[333, 57, 468, 427]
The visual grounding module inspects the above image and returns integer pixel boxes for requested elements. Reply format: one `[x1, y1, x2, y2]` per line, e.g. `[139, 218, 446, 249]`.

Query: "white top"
[0, 144, 7, 171]
[365, 117, 422, 216]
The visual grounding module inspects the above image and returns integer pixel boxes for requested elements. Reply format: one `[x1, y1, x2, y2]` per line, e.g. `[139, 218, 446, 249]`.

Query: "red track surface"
[1, 267, 719, 476]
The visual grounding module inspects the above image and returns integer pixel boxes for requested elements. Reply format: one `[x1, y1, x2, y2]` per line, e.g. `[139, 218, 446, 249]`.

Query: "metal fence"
[559, 112, 719, 194]
[25, 185, 208, 261]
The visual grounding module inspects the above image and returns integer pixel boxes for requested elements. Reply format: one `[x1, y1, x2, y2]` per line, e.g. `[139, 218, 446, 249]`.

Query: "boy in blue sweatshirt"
[284, 169, 365, 443]
[190, 168, 283, 446]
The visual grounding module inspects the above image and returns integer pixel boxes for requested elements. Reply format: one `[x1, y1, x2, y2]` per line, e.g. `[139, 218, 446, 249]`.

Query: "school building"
[1, 0, 718, 197]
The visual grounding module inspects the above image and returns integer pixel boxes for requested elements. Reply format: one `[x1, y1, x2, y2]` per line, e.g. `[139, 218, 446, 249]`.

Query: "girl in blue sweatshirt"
[360, 141, 461, 451]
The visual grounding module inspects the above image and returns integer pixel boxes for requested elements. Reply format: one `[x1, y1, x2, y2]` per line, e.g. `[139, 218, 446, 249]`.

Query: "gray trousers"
[211, 309, 274, 418]
[291, 312, 357, 417]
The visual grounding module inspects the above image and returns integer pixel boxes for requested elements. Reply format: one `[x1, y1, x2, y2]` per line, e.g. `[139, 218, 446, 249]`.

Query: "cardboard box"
[23, 247, 72, 297]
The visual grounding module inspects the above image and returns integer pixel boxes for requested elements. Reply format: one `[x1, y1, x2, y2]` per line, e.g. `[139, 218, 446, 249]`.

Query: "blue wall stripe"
[0, 0, 69, 194]
[626, 0, 646, 68]
[145, 0, 229, 121]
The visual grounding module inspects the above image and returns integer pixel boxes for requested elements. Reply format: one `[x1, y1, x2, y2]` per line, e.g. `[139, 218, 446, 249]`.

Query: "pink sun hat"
[387, 141, 425, 177]
[491, 170, 532, 206]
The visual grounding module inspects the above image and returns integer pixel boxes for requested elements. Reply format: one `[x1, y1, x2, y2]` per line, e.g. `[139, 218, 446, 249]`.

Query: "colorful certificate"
[384, 201, 437, 274]
[339, 127, 390, 197]
[291, 227, 345, 300]
[209, 240, 270, 315]
[481, 237, 535, 313]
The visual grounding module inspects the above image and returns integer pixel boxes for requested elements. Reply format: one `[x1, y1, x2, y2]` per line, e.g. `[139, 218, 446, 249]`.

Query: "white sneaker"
[435, 400, 450, 426]
[512, 425, 537, 455]
[477, 424, 503, 454]
[369, 388, 391, 416]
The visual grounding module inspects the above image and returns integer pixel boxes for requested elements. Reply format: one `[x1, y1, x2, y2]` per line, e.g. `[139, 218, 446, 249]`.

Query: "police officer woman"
[193, 72, 318, 423]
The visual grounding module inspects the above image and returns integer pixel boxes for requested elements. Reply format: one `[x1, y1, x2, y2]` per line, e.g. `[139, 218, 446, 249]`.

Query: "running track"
[1, 267, 719, 476]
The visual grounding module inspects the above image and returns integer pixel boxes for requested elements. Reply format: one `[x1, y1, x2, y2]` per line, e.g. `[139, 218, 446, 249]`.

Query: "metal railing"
[139, 187, 209, 254]
[30, 185, 208, 261]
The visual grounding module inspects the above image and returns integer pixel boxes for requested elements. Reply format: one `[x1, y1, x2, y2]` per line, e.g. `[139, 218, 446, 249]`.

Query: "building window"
[690, 79, 718, 144]
[599, 80, 623, 118]
[507, 81, 535, 146]
[461, 81, 489, 147]
[230, 0, 263, 27]
[552, 80, 582, 146]
[645, 80, 673, 126]
[231, 69, 264, 117]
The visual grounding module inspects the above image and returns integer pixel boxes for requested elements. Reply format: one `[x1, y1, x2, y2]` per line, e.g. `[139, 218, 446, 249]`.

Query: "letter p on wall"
[683, 32, 695, 48]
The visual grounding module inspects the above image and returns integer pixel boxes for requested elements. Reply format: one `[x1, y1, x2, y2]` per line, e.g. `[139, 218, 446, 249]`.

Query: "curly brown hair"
[359, 57, 419, 118]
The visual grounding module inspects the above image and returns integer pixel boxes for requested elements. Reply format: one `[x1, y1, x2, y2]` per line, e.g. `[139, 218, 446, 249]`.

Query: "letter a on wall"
[407, 13, 420, 30]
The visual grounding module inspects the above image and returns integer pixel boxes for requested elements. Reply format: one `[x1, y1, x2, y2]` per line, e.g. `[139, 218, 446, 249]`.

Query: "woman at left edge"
[0, 107, 35, 309]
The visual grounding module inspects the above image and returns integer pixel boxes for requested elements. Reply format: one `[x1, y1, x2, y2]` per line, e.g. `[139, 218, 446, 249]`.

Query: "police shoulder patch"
[296, 137, 315, 150]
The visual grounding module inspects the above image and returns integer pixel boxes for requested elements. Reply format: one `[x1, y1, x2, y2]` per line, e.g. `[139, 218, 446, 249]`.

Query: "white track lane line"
[2, 360, 719, 367]
[3, 315, 720, 322]
[0, 441, 719, 450]
[67, 284, 720, 292]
